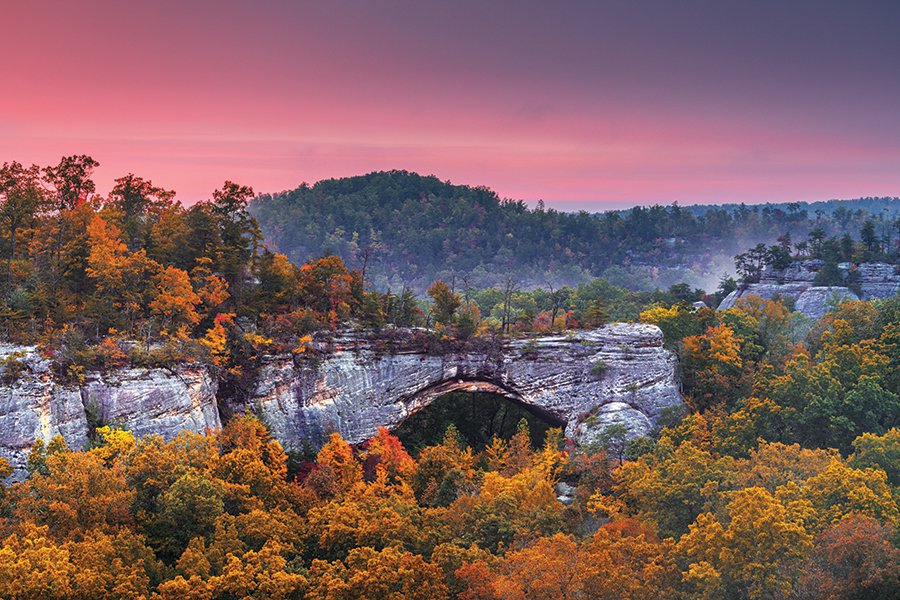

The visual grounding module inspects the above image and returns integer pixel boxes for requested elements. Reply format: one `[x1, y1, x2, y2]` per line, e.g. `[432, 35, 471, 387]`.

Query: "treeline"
[0, 156, 380, 382]
[250, 170, 900, 291]
[0, 156, 709, 386]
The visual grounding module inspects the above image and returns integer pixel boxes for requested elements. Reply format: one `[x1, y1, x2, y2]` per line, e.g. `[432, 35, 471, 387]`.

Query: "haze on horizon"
[3, 0, 900, 209]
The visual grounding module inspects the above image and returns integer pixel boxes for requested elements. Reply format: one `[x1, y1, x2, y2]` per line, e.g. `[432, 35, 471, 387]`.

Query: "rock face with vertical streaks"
[243, 324, 682, 449]
[0, 324, 682, 480]
[0, 344, 220, 480]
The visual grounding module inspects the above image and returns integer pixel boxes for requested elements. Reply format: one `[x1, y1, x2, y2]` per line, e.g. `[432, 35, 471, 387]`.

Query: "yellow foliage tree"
[150, 265, 201, 336]
[677, 487, 812, 600]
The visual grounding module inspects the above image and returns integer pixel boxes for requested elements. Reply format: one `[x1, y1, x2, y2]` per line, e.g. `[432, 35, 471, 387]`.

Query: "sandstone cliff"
[1, 324, 683, 479]
[0, 345, 220, 479]
[241, 324, 682, 450]
[719, 260, 900, 319]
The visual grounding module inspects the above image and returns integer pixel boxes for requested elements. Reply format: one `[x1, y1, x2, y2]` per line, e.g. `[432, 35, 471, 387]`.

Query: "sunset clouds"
[3, 0, 899, 207]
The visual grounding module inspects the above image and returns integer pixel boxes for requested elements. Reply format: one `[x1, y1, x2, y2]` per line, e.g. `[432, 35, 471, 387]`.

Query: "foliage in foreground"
[0, 415, 897, 599]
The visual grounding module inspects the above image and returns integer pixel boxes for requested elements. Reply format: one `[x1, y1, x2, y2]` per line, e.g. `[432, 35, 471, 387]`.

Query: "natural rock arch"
[246, 323, 682, 449]
[0, 324, 682, 479]
[396, 377, 568, 432]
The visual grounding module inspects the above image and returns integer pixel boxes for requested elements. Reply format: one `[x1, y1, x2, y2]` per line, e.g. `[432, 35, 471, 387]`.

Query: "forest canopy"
[0, 156, 711, 387]
[0, 157, 898, 599]
[250, 170, 900, 291]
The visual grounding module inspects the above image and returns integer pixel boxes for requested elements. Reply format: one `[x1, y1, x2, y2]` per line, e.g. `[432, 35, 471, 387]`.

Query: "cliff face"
[0, 324, 683, 479]
[719, 260, 900, 319]
[0, 345, 220, 479]
[241, 324, 682, 450]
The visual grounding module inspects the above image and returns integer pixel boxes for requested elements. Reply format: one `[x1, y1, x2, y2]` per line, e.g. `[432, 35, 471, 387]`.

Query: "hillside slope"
[250, 171, 900, 292]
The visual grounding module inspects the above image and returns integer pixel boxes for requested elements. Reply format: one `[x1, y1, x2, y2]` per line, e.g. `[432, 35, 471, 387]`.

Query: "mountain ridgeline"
[249, 170, 900, 292]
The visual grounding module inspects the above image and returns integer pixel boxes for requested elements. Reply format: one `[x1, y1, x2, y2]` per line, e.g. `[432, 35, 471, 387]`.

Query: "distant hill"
[249, 170, 900, 293]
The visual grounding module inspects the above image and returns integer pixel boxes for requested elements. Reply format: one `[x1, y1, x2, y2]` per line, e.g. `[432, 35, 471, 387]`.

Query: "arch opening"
[393, 383, 566, 455]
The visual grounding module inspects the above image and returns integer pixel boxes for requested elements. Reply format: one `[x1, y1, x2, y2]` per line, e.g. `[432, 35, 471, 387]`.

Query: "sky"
[2, 0, 900, 209]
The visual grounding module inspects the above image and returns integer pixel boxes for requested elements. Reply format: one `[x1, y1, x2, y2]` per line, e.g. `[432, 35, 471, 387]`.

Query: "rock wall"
[0, 324, 683, 479]
[242, 324, 682, 449]
[719, 260, 900, 319]
[0, 345, 220, 479]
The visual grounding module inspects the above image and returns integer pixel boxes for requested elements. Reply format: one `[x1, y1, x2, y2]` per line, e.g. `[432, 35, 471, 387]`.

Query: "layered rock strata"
[719, 260, 900, 319]
[244, 324, 682, 450]
[0, 324, 683, 479]
[0, 345, 220, 479]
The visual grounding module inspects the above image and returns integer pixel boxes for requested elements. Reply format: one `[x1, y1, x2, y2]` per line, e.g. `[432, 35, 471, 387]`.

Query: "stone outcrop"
[719, 260, 900, 319]
[792, 287, 859, 320]
[242, 324, 682, 450]
[0, 345, 220, 479]
[0, 324, 683, 479]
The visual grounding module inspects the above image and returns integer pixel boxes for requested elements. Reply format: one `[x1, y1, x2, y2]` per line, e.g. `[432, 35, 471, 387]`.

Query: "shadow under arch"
[393, 377, 566, 453]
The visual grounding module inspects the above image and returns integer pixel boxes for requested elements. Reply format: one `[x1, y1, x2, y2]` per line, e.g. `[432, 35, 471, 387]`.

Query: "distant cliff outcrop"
[719, 260, 900, 319]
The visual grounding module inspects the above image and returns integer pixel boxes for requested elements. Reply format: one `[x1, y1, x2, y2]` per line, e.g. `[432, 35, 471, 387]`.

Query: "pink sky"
[3, 1, 900, 209]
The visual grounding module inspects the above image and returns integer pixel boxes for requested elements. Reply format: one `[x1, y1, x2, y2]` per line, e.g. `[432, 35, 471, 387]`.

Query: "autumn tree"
[428, 280, 461, 328]
[297, 255, 356, 327]
[18, 446, 135, 538]
[460, 528, 678, 600]
[504, 418, 534, 475]
[412, 425, 476, 506]
[0, 456, 11, 508]
[363, 427, 415, 484]
[640, 303, 710, 347]
[106, 173, 176, 251]
[85, 213, 159, 332]
[798, 459, 898, 532]
[800, 514, 900, 600]
[190, 257, 230, 320]
[305, 433, 363, 500]
[307, 546, 448, 600]
[447, 462, 563, 552]
[304, 453, 437, 558]
[677, 487, 812, 600]
[0, 161, 45, 289]
[614, 437, 736, 538]
[149, 265, 202, 336]
[681, 323, 746, 409]
[200, 312, 235, 367]
[0, 524, 160, 599]
[257, 251, 301, 311]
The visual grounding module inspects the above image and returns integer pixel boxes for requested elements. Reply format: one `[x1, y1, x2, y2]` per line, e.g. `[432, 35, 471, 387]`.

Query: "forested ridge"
[0, 155, 713, 388]
[250, 170, 900, 291]
[0, 156, 898, 599]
